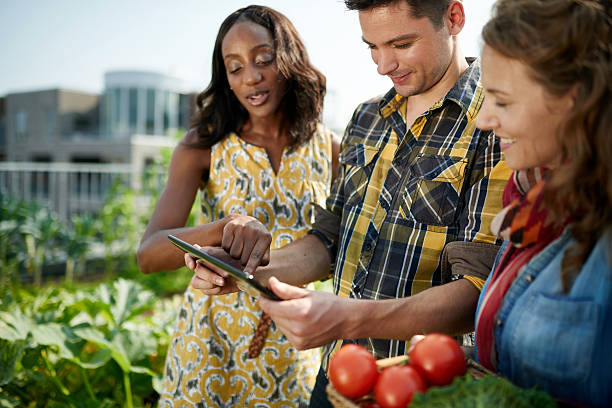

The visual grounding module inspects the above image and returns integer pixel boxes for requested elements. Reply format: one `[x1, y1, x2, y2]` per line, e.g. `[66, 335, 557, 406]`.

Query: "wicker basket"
[326, 356, 494, 408]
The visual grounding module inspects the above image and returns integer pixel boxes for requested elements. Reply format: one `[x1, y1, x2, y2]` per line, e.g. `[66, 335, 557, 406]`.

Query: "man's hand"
[186, 246, 242, 295]
[222, 214, 272, 275]
[258, 277, 351, 350]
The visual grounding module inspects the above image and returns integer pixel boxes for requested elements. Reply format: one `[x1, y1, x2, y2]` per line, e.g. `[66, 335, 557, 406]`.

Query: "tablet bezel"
[167, 234, 280, 301]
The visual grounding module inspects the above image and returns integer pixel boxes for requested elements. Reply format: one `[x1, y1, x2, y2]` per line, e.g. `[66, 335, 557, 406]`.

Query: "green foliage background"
[0, 138, 193, 407]
[0, 132, 332, 407]
[0, 279, 182, 408]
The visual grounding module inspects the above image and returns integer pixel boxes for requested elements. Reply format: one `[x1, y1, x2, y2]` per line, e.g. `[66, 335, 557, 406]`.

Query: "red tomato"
[409, 333, 466, 386]
[374, 365, 426, 408]
[328, 344, 378, 398]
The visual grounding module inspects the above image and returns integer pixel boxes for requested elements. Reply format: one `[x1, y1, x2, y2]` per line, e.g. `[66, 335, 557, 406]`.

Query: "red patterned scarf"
[475, 168, 566, 370]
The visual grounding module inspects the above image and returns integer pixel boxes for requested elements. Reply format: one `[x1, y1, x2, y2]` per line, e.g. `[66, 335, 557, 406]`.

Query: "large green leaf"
[152, 374, 164, 394]
[30, 323, 81, 361]
[37, 290, 82, 324]
[73, 326, 131, 372]
[0, 339, 25, 386]
[0, 394, 20, 408]
[69, 296, 113, 326]
[109, 279, 155, 327]
[77, 348, 112, 369]
[0, 220, 18, 234]
[112, 328, 157, 363]
[0, 309, 35, 341]
[129, 365, 156, 376]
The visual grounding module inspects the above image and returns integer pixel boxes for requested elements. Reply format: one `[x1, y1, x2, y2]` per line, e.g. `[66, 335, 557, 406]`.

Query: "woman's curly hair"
[482, 0, 612, 290]
[189, 5, 326, 148]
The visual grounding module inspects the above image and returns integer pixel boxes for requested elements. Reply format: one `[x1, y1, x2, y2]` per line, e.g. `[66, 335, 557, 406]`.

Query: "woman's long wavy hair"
[189, 5, 326, 147]
[482, 0, 612, 291]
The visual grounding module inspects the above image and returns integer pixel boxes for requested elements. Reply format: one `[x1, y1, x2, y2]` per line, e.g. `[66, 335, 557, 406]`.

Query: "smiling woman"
[476, 46, 573, 171]
[473, 0, 612, 406]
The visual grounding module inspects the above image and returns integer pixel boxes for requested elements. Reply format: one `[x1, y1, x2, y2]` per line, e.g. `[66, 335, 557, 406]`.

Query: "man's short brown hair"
[344, 0, 454, 28]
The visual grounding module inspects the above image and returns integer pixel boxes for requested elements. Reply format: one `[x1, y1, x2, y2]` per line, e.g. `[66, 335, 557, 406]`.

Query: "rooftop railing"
[0, 161, 137, 220]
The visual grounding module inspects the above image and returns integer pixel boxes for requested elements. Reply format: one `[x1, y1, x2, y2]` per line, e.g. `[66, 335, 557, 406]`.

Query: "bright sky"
[0, 0, 495, 132]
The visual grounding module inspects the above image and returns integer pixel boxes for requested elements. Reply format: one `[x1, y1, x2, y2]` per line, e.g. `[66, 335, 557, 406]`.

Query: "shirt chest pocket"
[506, 293, 599, 385]
[340, 143, 380, 209]
[400, 154, 468, 226]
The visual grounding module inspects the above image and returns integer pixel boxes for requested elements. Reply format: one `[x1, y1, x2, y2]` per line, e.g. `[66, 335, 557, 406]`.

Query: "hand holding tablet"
[168, 234, 281, 301]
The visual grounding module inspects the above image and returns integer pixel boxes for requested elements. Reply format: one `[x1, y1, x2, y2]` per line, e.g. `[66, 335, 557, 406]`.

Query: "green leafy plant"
[139, 130, 199, 229]
[0, 219, 21, 296]
[63, 213, 98, 283]
[0, 279, 180, 408]
[411, 373, 557, 408]
[97, 180, 140, 279]
[21, 205, 64, 286]
[1, 196, 35, 290]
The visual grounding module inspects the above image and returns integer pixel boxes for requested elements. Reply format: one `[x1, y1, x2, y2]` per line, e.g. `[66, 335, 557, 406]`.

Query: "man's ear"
[446, 1, 466, 35]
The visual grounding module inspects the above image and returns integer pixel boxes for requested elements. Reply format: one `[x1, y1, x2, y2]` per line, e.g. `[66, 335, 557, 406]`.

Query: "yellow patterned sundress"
[158, 125, 333, 408]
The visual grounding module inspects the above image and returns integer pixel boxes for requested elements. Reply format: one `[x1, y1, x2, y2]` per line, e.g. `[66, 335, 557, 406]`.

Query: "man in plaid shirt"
[191, 0, 511, 406]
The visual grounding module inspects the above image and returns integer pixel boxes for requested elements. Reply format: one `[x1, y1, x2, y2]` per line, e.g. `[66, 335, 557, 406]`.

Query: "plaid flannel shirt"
[313, 59, 512, 370]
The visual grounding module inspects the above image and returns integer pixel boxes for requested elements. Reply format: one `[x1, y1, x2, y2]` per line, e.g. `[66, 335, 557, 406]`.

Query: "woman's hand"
[187, 246, 243, 295]
[222, 214, 272, 275]
[184, 214, 271, 296]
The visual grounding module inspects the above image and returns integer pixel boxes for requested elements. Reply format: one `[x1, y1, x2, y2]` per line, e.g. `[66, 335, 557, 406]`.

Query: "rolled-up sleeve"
[440, 241, 503, 290]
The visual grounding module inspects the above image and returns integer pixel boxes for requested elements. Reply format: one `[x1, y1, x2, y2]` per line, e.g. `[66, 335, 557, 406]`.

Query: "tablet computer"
[168, 234, 280, 301]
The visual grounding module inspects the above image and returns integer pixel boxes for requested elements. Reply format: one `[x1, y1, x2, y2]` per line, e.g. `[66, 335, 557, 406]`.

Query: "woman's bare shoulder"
[172, 129, 212, 172]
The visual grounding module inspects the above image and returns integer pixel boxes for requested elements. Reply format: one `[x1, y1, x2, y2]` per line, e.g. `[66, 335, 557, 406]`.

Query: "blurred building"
[4, 88, 100, 162]
[0, 96, 6, 160]
[101, 71, 193, 139]
[2, 71, 196, 168]
[0, 70, 197, 219]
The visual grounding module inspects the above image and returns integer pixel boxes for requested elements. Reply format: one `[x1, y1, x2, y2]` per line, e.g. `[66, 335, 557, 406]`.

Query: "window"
[73, 114, 91, 132]
[129, 87, 138, 131]
[163, 90, 170, 133]
[0, 117, 6, 147]
[112, 88, 121, 134]
[101, 92, 109, 136]
[146, 88, 155, 134]
[44, 108, 56, 142]
[14, 110, 27, 141]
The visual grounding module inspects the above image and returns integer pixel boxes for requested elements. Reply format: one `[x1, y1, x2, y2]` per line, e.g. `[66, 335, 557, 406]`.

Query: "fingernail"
[216, 278, 223, 285]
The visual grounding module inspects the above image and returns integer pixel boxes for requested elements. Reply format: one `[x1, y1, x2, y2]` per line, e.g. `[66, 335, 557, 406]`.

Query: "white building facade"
[101, 71, 189, 139]
[0, 70, 197, 219]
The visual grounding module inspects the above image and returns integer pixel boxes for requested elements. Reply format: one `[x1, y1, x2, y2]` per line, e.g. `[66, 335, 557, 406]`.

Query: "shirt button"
[364, 242, 372, 251]
[524, 274, 534, 283]
[496, 319, 503, 327]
